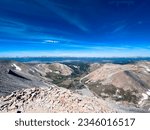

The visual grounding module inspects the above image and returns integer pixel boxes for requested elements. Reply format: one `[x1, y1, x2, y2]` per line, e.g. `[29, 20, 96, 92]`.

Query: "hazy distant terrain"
[0, 58, 150, 113]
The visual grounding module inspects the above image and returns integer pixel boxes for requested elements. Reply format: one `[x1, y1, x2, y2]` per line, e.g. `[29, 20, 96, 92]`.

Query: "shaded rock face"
[0, 61, 53, 97]
[0, 87, 115, 113]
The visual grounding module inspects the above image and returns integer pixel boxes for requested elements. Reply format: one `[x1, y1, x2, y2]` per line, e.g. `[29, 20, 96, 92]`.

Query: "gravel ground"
[0, 86, 116, 113]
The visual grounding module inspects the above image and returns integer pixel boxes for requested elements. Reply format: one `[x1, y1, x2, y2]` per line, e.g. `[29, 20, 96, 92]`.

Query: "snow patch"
[30, 69, 35, 73]
[142, 93, 148, 100]
[54, 71, 60, 74]
[146, 90, 150, 96]
[142, 65, 150, 72]
[73, 65, 78, 69]
[11, 64, 22, 71]
[37, 64, 41, 67]
[49, 69, 53, 73]
[138, 93, 149, 105]
[117, 95, 122, 99]
[34, 67, 41, 72]
[146, 68, 150, 72]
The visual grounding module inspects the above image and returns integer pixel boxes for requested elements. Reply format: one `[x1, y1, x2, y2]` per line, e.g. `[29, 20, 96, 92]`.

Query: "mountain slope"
[82, 62, 150, 109]
[35, 63, 73, 76]
[0, 61, 53, 96]
[84, 62, 150, 91]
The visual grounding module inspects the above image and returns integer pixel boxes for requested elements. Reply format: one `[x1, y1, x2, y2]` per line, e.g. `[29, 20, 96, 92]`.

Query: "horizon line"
[0, 56, 150, 58]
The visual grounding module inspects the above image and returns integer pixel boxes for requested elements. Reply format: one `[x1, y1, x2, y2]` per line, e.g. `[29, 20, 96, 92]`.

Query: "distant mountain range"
[1, 57, 150, 64]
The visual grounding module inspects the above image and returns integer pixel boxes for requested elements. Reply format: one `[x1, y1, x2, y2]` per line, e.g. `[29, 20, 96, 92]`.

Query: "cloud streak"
[34, 0, 89, 32]
[112, 24, 127, 33]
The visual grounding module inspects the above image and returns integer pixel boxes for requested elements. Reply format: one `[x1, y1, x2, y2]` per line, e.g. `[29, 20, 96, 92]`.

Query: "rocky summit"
[0, 87, 115, 113]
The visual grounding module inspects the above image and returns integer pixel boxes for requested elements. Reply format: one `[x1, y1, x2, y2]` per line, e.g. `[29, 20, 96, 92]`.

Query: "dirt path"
[76, 75, 95, 97]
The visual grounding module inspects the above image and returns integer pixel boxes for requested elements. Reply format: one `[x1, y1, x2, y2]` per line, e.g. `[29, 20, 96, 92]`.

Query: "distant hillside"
[83, 62, 150, 110]
[35, 63, 73, 76]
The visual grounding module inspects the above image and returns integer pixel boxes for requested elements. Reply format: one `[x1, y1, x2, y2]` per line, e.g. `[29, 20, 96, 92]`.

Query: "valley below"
[0, 60, 150, 113]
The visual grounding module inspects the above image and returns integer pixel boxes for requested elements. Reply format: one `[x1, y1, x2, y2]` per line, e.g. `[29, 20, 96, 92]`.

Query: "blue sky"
[0, 0, 150, 57]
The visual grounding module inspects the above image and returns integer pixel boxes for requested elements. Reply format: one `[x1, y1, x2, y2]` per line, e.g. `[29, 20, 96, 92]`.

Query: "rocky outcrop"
[0, 87, 115, 113]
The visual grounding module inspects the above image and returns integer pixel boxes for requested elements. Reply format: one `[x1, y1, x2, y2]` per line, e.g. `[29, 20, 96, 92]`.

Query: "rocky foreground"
[0, 86, 115, 113]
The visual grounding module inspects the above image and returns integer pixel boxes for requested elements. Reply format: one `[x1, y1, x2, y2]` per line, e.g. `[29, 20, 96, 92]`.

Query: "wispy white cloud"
[0, 17, 74, 42]
[43, 40, 59, 43]
[112, 24, 127, 33]
[34, 0, 88, 32]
